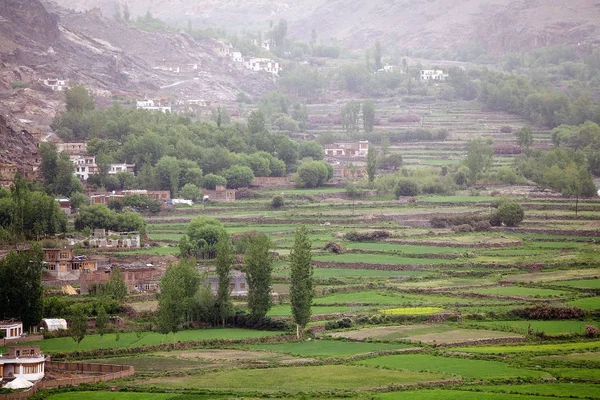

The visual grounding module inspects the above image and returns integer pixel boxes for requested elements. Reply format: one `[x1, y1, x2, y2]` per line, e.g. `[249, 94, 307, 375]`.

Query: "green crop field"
[267, 304, 372, 316]
[249, 339, 413, 357]
[536, 351, 600, 362]
[471, 320, 599, 335]
[0, 329, 283, 354]
[569, 297, 600, 309]
[358, 354, 550, 380]
[455, 340, 600, 354]
[132, 365, 450, 393]
[375, 390, 562, 400]
[465, 286, 571, 298]
[552, 279, 600, 288]
[471, 383, 600, 399]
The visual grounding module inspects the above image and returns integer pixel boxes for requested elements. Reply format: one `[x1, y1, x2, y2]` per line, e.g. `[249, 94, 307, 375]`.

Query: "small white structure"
[42, 78, 66, 91]
[0, 346, 46, 382]
[377, 65, 395, 73]
[70, 156, 134, 181]
[41, 319, 67, 332]
[232, 51, 244, 63]
[136, 100, 171, 113]
[0, 321, 23, 340]
[171, 198, 193, 206]
[420, 70, 448, 81]
[243, 57, 281, 75]
[3, 376, 34, 389]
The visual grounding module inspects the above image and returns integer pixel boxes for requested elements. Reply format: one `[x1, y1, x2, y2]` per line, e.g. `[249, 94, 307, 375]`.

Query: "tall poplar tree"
[244, 233, 273, 320]
[289, 226, 313, 338]
[215, 231, 234, 326]
[366, 144, 377, 184]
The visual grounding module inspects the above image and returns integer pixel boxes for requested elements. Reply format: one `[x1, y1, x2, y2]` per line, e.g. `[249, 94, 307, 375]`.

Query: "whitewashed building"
[420, 70, 448, 81]
[0, 321, 23, 340]
[0, 346, 46, 382]
[136, 100, 172, 113]
[42, 78, 66, 91]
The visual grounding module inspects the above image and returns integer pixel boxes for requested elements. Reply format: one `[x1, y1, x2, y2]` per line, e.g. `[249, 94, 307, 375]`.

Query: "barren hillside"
[47, 0, 600, 52]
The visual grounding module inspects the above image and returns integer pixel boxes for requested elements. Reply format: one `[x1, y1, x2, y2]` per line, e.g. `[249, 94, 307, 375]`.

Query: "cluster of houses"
[324, 140, 370, 180]
[420, 69, 448, 81]
[212, 41, 282, 76]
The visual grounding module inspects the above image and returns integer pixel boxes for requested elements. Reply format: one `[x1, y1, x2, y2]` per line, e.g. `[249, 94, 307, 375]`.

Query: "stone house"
[56, 142, 87, 155]
[43, 248, 97, 280]
[42, 78, 66, 91]
[0, 163, 18, 188]
[324, 140, 369, 158]
[203, 185, 235, 203]
[79, 267, 164, 295]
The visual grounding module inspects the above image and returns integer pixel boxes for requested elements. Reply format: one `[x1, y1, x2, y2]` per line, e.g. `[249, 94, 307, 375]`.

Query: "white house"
[0, 321, 23, 340]
[70, 155, 134, 181]
[136, 100, 172, 113]
[243, 58, 281, 75]
[0, 346, 46, 382]
[420, 70, 448, 81]
[42, 78, 66, 91]
[231, 51, 244, 63]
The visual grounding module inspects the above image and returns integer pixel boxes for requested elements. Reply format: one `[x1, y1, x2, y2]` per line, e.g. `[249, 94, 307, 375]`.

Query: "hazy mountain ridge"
[46, 0, 600, 52]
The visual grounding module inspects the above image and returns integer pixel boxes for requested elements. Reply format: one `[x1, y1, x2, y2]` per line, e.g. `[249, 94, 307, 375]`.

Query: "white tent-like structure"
[41, 318, 67, 332]
[3, 376, 34, 389]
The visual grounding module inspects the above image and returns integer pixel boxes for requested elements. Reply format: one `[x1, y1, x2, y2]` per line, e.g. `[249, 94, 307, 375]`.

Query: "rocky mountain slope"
[47, 0, 600, 53]
[0, 0, 274, 125]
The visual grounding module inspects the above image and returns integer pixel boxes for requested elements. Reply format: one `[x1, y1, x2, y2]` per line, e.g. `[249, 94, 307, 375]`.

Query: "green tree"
[463, 137, 494, 185]
[95, 305, 109, 338]
[180, 183, 202, 202]
[362, 100, 375, 133]
[395, 180, 420, 197]
[515, 126, 534, 152]
[374, 40, 383, 71]
[491, 202, 525, 227]
[70, 306, 88, 347]
[341, 101, 361, 135]
[248, 111, 266, 134]
[366, 144, 377, 184]
[214, 232, 234, 326]
[244, 232, 273, 320]
[39, 142, 58, 187]
[156, 156, 181, 197]
[289, 226, 313, 338]
[222, 165, 254, 189]
[157, 259, 201, 343]
[0, 244, 44, 329]
[105, 266, 128, 302]
[202, 173, 227, 190]
[65, 85, 95, 113]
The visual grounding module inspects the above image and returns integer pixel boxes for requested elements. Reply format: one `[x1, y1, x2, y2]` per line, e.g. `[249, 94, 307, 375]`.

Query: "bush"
[495, 166, 519, 184]
[491, 202, 525, 227]
[271, 195, 285, 209]
[500, 126, 513, 133]
[509, 304, 584, 320]
[344, 230, 391, 242]
[11, 81, 29, 89]
[323, 241, 343, 254]
[430, 213, 488, 228]
[325, 317, 353, 330]
[394, 180, 420, 197]
[452, 224, 474, 233]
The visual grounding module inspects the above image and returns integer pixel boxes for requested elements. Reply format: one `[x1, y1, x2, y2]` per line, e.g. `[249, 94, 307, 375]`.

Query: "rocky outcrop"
[0, 107, 40, 173]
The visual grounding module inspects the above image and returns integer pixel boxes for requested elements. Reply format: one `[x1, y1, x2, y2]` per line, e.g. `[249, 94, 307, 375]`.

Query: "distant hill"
[45, 0, 600, 53]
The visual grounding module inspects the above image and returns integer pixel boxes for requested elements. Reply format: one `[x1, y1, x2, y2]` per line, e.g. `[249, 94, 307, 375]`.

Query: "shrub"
[388, 114, 421, 123]
[586, 325, 599, 338]
[509, 304, 585, 320]
[491, 202, 525, 227]
[394, 180, 419, 197]
[452, 224, 474, 233]
[344, 230, 391, 242]
[323, 241, 343, 254]
[430, 213, 488, 228]
[271, 195, 285, 209]
[500, 126, 513, 133]
[472, 220, 492, 232]
[495, 166, 519, 184]
[325, 317, 353, 330]
[11, 81, 28, 89]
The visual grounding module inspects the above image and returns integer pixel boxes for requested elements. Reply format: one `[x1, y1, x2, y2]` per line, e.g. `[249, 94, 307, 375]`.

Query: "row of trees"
[160, 221, 314, 338]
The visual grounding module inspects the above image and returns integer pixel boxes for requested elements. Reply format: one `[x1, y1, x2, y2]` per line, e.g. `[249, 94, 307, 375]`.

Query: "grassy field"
[535, 351, 600, 362]
[471, 383, 600, 399]
[465, 286, 571, 298]
[0, 329, 283, 354]
[375, 391, 562, 400]
[267, 304, 372, 317]
[329, 324, 523, 344]
[569, 297, 600, 309]
[551, 279, 600, 288]
[470, 320, 599, 335]
[358, 354, 550, 379]
[454, 340, 600, 354]
[249, 340, 413, 357]
[133, 365, 450, 393]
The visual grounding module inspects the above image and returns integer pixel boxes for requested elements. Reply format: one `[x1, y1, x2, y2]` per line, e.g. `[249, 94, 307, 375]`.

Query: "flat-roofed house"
[0, 346, 46, 382]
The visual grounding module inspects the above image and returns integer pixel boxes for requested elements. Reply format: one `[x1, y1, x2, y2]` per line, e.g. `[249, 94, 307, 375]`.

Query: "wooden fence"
[0, 362, 134, 400]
